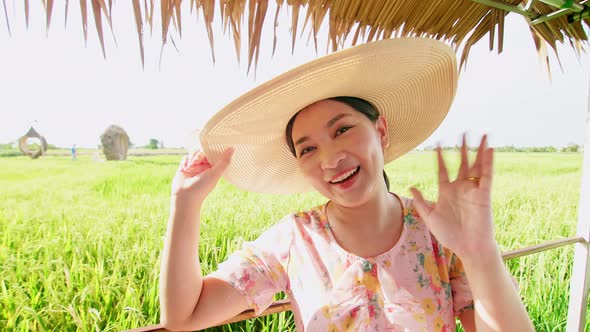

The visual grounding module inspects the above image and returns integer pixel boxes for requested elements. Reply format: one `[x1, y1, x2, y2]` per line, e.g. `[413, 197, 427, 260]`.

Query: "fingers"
[178, 147, 234, 179]
[410, 187, 433, 217]
[473, 135, 487, 166]
[178, 150, 206, 171]
[180, 149, 208, 171]
[458, 133, 469, 180]
[181, 160, 212, 177]
[178, 154, 190, 171]
[470, 135, 487, 179]
[480, 147, 494, 191]
[188, 149, 207, 166]
[437, 146, 449, 185]
[456, 134, 491, 186]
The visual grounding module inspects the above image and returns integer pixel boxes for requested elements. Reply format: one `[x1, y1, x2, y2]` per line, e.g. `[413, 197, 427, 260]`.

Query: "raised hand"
[171, 148, 234, 206]
[410, 135, 496, 260]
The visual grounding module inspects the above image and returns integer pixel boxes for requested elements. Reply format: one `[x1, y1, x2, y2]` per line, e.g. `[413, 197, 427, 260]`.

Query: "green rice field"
[0, 151, 586, 331]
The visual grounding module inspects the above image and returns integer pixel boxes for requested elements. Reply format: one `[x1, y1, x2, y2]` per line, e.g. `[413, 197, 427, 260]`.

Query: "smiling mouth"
[329, 166, 360, 184]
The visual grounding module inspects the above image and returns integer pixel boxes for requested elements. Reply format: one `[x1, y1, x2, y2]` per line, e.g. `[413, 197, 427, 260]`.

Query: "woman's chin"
[319, 186, 373, 208]
[310, 171, 382, 206]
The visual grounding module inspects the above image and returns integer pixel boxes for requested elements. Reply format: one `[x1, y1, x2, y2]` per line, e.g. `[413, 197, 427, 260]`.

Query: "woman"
[159, 38, 534, 331]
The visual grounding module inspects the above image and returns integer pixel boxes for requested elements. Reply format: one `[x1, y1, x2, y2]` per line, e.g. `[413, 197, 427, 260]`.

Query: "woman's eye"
[336, 126, 352, 136]
[300, 146, 315, 156]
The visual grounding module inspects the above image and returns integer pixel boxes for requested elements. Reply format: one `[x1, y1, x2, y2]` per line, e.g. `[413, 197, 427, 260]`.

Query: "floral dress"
[209, 196, 473, 331]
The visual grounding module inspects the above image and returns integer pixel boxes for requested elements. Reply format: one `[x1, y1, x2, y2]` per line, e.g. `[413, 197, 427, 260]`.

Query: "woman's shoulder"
[286, 203, 333, 239]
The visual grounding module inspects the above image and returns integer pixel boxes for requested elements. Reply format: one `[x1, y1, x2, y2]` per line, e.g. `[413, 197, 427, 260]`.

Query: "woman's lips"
[329, 166, 360, 184]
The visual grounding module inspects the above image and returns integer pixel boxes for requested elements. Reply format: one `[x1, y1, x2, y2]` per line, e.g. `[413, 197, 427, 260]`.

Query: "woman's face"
[291, 99, 389, 207]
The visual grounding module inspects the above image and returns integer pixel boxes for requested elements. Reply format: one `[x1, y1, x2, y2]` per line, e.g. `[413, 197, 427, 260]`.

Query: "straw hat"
[200, 37, 458, 194]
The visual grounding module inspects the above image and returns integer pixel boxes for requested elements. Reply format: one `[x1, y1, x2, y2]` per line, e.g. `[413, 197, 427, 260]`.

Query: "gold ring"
[467, 177, 480, 181]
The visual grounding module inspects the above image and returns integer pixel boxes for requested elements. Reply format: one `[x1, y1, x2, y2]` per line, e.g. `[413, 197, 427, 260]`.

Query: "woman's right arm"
[159, 148, 250, 331]
[411, 135, 534, 331]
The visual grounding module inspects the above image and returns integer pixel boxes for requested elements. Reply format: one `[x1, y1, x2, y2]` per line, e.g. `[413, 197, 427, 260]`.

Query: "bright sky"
[1, 2, 589, 149]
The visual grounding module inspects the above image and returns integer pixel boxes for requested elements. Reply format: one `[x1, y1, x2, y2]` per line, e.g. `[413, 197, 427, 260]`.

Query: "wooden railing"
[127, 235, 586, 332]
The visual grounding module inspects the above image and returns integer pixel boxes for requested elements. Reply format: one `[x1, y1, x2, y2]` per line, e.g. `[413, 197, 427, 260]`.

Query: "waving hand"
[410, 135, 496, 259]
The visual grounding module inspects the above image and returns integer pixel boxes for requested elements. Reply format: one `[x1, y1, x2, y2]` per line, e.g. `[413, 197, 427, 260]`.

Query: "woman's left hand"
[410, 134, 497, 261]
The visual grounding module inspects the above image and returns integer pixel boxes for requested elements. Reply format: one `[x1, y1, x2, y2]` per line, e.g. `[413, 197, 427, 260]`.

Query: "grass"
[0, 151, 586, 331]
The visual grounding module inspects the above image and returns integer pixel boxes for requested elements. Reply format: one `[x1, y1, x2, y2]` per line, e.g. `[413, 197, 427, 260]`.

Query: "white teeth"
[331, 167, 358, 183]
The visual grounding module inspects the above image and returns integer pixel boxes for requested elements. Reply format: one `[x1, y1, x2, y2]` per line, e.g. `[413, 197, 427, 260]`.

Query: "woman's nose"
[320, 149, 345, 170]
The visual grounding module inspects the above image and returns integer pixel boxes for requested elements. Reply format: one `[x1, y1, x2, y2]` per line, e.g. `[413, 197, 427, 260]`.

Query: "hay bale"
[18, 127, 48, 159]
[100, 125, 130, 161]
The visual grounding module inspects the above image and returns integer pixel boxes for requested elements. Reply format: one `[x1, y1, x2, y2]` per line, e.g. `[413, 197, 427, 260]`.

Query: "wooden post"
[566, 76, 590, 331]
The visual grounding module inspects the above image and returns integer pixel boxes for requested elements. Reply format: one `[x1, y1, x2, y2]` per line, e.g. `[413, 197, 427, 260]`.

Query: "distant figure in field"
[71, 144, 77, 160]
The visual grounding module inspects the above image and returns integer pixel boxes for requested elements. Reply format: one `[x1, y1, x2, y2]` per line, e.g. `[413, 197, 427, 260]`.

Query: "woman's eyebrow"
[295, 136, 308, 146]
[326, 113, 352, 128]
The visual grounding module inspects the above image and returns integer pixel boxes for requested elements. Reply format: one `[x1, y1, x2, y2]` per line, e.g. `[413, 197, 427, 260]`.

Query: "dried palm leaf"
[25, 0, 30, 29]
[65, 0, 70, 27]
[146, 0, 154, 35]
[248, 0, 268, 73]
[45, 0, 54, 35]
[290, 0, 300, 53]
[91, 0, 106, 58]
[224, 0, 244, 61]
[96, 0, 117, 47]
[530, 27, 552, 79]
[272, 0, 282, 55]
[174, 0, 182, 38]
[133, 0, 145, 68]
[5, 0, 588, 71]
[80, 0, 88, 46]
[2, 0, 10, 37]
[200, 0, 217, 63]
[160, 0, 172, 45]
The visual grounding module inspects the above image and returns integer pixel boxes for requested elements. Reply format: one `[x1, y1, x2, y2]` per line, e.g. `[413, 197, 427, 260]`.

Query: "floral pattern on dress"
[209, 196, 474, 331]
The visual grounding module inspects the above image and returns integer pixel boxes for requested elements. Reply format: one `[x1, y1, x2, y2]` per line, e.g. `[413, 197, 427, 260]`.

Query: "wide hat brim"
[201, 38, 458, 194]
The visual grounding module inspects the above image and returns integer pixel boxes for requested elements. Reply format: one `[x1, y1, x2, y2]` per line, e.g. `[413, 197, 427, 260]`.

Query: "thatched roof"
[5, 1, 589, 70]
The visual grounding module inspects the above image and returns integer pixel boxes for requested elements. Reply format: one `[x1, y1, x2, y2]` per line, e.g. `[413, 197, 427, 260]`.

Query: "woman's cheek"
[299, 158, 319, 181]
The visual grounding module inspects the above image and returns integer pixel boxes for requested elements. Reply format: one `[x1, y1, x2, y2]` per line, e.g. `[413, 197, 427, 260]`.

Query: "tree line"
[423, 143, 582, 153]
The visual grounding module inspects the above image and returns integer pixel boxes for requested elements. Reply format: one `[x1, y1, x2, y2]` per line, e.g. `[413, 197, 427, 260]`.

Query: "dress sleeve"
[448, 253, 474, 316]
[207, 214, 294, 315]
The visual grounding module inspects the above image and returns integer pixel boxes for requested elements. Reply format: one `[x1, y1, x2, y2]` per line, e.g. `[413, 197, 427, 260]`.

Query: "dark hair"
[285, 96, 390, 190]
